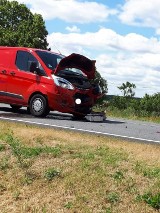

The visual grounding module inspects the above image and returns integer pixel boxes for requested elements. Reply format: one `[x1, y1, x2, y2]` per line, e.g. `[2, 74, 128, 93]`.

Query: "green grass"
[44, 168, 61, 181]
[107, 108, 160, 123]
[0, 144, 5, 151]
[0, 121, 159, 212]
[0, 157, 9, 171]
[134, 161, 160, 178]
[137, 192, 160, 210]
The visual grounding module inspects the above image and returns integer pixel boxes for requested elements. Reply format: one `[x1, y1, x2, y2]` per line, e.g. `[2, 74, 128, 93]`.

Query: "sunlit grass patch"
[0, 120, 159, 212]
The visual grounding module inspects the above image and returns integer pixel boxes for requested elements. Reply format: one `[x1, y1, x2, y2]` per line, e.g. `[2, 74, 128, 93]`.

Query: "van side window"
[16, 51, 46, 75]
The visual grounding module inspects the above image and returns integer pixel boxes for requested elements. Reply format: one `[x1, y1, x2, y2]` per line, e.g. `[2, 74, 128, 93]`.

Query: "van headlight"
[52, 75, 74, 90]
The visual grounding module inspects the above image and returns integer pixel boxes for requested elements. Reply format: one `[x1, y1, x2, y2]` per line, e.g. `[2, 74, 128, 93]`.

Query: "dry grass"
[0, 121, 160, 213]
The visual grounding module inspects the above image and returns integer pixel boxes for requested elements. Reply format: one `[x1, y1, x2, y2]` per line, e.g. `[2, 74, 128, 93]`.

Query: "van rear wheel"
[29, 94, 50, 117]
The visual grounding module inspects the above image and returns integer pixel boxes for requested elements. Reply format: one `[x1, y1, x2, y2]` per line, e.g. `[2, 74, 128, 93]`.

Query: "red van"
[0, 46, 102, 118]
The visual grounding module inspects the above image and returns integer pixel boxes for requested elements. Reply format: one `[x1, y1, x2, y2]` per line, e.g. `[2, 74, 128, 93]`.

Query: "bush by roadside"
[94, 93, 160, 122]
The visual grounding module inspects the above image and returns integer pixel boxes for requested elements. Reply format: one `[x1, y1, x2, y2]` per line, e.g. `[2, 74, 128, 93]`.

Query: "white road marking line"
[0, 116, 160, 144]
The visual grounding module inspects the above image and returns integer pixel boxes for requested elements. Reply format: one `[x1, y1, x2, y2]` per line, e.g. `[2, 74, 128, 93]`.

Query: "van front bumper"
[48, 87, 96, 115]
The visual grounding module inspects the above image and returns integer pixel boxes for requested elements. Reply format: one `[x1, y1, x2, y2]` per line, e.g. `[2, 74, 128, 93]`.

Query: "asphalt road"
[0, 103, 160, 144]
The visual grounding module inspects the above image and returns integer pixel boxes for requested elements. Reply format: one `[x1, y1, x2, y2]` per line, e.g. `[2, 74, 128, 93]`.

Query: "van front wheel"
[29, 94, 50, 117]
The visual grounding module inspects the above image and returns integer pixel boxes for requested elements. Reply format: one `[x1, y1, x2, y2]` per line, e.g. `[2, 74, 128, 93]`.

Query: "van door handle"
[1, 70, 6, 74]
[10, 71, 15, 76]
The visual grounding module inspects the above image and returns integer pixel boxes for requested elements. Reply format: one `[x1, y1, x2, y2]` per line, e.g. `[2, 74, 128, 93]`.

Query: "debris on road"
[85, 112, 106, 122]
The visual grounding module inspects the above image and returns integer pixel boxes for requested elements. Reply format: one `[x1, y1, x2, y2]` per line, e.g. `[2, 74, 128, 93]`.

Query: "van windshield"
[36, 50, 63, 70]
[36, 50, 84, 76]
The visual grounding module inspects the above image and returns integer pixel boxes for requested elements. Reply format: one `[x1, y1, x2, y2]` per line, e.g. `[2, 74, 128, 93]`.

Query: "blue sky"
[11, 0, 160, 97]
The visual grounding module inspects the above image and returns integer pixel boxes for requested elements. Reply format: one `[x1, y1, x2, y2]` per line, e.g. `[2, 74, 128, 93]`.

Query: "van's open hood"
[54, 53, 96, 79]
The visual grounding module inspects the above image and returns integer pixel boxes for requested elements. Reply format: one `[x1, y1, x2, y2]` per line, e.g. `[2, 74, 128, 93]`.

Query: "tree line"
[109, 93, 160, 117]
[99, 81, 160, 118]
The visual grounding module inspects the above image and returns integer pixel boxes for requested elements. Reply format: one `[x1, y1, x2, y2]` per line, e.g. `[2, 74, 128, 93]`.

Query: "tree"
[0, 0, 48, 49]
[93, 68, 108, 94]
[118, 81, 136, 97]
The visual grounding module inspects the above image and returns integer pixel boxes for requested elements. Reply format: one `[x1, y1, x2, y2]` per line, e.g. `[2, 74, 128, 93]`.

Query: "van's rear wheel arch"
[28, 93, 50, 117]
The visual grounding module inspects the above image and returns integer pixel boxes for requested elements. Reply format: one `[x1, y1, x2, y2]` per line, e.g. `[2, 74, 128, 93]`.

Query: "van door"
[6, 50, 45, 105]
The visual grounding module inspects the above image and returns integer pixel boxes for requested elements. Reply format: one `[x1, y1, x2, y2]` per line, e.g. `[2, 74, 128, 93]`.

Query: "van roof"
[0, 46, 46, 51]
[0, 46, 57, 54]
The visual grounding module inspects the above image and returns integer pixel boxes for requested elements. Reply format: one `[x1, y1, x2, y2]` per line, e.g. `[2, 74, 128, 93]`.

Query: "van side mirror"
[29, 61, 44, 76]
[29, 61, 38, 73]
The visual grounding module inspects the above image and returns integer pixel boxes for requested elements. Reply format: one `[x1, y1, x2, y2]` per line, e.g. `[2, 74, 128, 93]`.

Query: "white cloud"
[12, 0, 117, 23]
[97, 53, 160, 97]
[48, 28, 160, 97]
[119, 0, 160, 29]
[48, 28, 160, 54]
[156, 28, 160, 35]
[66, 25, 80, 33]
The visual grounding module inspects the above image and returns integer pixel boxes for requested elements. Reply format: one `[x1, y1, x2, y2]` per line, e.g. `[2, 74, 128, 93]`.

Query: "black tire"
[29, 94, 50, 117]
[10, 104, 22, 111]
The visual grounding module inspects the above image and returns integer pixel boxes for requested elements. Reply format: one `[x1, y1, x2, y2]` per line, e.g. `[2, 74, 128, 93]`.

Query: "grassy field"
[0, 121, 160, 213]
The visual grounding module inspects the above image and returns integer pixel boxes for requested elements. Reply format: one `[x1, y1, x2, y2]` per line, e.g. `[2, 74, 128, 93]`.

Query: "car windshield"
[36, 50, 84, 75]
